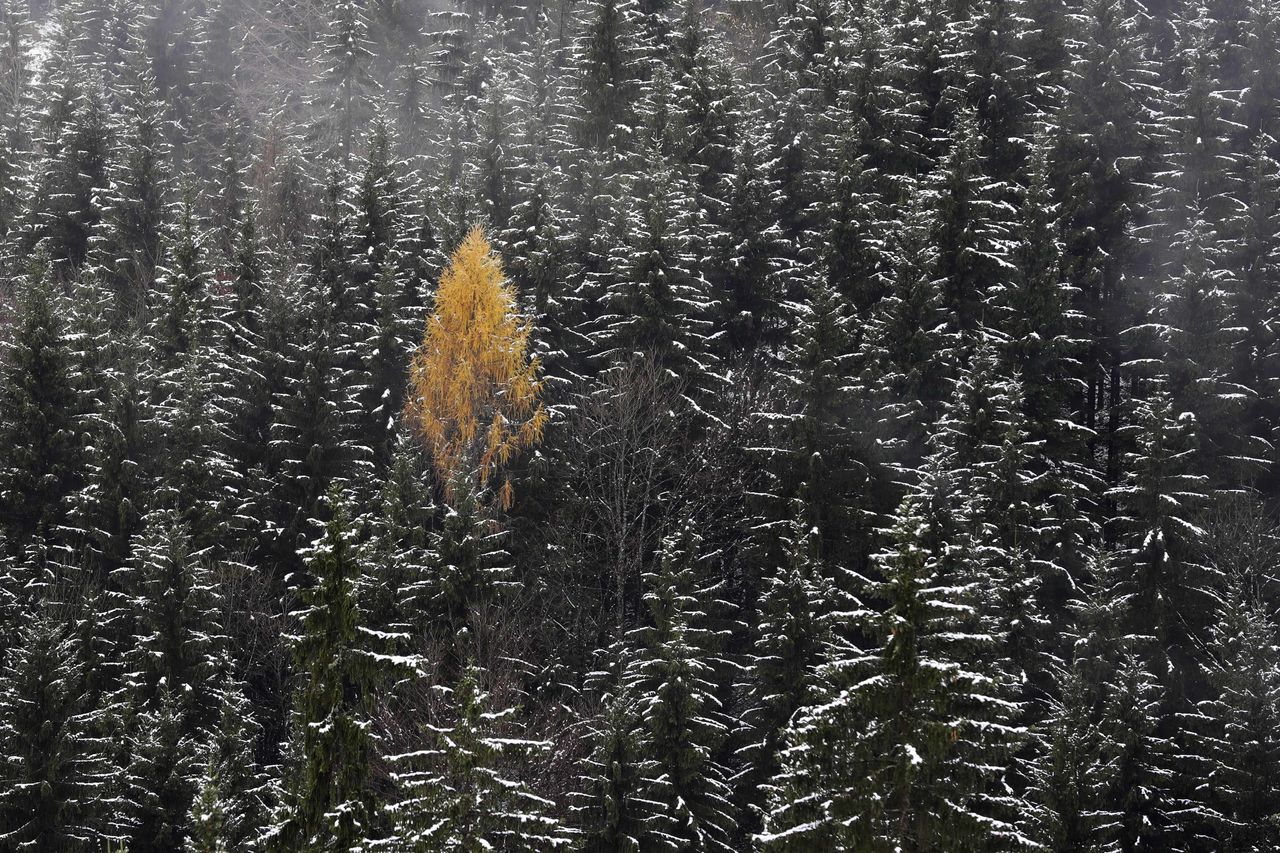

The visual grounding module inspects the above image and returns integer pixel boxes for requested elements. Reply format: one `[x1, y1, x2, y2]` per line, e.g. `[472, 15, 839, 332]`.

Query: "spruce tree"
[574, 0, 642, 150]
[959, 0, 1032, 181]
[65, 345, 156, 575]
[994, 129, 1077, 451]
[1226, 137, 1280, 475]
[762, 497, 1030, 852]
[364, 429, 434, 632]
[124, 508, 225, 717]
[266, 497, 398, 853]
[928, 110, 1014, 344]
[408, 478, 515, 667]
[1195, 576, 1280, 851]
[595, 143, 719, 395]
[388, 664, 570, 852]
[187, 758, 232, 853]
[0, 0, 30, 243]
[1025, 667, 1111, 852]
[712, 121, 785, 355]
[624, 522, 737, 852]
[93, 63, 170, 317]
[25, 83, 111, 270]
[0, 261, 80, 552]
[1054, 0, 1160, 486]
[265, 280, 364, 575]
[0, 603, 118, 852]
[126, 684, 205, 853]
[1105, 384, 1218, 692]
[571, 677, 666, 852]
[1090, 651, 1186, 852]
[188, 666, 269, 853]
[865, 190, 952, 452]
[736, 506, 835, 834]
[316, 0, 377, 160]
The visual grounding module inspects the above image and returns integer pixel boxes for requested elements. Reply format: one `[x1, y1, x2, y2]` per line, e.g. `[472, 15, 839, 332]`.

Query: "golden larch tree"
[404, 225, 547, 507]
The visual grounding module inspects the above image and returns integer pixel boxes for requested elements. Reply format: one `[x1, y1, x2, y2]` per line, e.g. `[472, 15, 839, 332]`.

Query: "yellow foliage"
[404, 226, 547, 507]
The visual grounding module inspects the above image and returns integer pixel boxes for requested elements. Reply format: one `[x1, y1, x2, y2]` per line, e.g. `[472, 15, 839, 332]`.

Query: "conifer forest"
[4, 0, 1280, 848]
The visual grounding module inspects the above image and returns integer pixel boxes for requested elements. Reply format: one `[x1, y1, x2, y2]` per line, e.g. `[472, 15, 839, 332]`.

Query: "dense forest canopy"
[0, 0, 1279, 849]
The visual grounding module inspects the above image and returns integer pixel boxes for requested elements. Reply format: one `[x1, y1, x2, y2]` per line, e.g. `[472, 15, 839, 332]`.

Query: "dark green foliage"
[187, 669, 269, 853]
[25, 84, 111, 270]
[0, 265, 80, 551]
[736, 508, 834, 832]
[595, 145, 718, 391]
[762, 498, 1029, 852]
[407, 477, 513, 671]
[125, 509, 225, 710]
[0, 605, 116, 852]
[575, 0, 641, 150]
[389, 665, 569, 852]
[316, 1, 376, 160]
[127, 685, 204, 853]
[94, 65, 170, 317]
[1194, 577, 1280, 851]
[571, 680, 664, 852]
[267, 499, 392, 852]
[624, 524, 737, 852]
[1105, 385, 1219, 685]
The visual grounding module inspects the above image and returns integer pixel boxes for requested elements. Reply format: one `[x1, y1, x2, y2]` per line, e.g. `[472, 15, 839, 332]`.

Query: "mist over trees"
[0, 0, 1279, 850]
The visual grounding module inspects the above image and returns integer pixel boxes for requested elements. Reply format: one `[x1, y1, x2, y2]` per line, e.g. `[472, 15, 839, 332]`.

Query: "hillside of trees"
[1, 0, 1279, 849]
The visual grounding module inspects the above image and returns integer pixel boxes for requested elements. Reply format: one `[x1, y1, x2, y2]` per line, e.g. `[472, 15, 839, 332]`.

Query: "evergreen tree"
[265, 280, 364, 575]
[994, 130, 1077, 451]
[365, 430, 434, 632]
[408, 477, 514, 669]
[595, 144, 719, 395]
[928, 110, 1014, 344]
[0, 0, 30, 243]
[1105, 384, 1217, 692]
[1226, 137, 1280, 475]
[1054, 0, 1160, 486]
[571, 677, 666, 852]
[1195, 576, 1280, 850]
[25, 83, 111, 270]
[1235, 0, 1280, 145]
[93, 64, 170, 317]
[388, 664, 570, 852]
[65, 345, 156, 575]
[157, 345, 239, 553]
[1090, 651, 1186, 852]
[358, 257, 417, 472]
[126, 684, 205, 853]
[124, 508, 225, 715]
[736, 507, 835, 834]
[712, 122, 785, 355]
[317, 0, 377, 160]
[865, 190, 952, 451]
[189, 666, 269, 853]
[0, 603, 119, 851]
[762, 497, 1029, 852]
[574, 0, 642, 150]
[960, 0, 1032, 180]
[149, 193, 215, 364]
[187, 758, 232, 853]
[0, 262, 80, 552]
[624, 523, 736, 852]
[1025, 667, 1111, 852]
[266, 498, 398, 853]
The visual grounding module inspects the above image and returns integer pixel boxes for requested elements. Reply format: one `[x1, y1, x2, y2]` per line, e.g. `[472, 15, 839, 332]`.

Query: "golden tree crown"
[405, 226, 547, 507]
